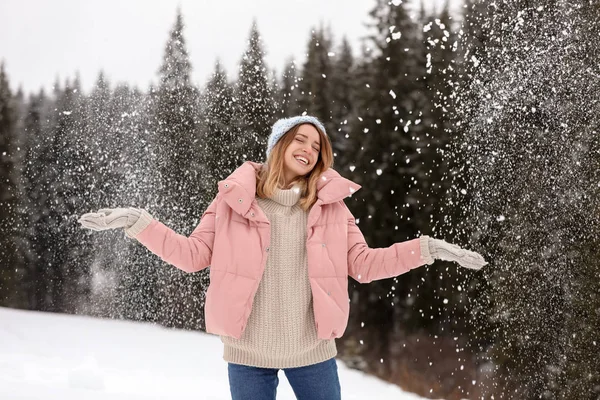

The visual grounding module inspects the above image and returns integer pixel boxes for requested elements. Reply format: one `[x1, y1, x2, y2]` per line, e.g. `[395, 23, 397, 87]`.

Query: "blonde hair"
[256, 123, 334, 211]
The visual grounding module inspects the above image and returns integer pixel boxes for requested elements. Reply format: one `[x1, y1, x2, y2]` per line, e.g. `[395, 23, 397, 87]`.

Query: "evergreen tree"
[298, 26, 335, 135]
[23, 84, 61, 312]
[455, 0, 600, 397]
[73, 72, 115, 318]
[235, 21, 276, 163]
[110, 85, 163, 324]
[59, 75, 96, 314]
[337, 43, 378, 365]
[86, 72, 116, 199]
[339, 0, 445, 380]
[35, 76, 87, 312]
[155, 9, 201, 207]
[200, 60, 241, 194]
[152, 9, 205, 330]
[277, 58, 302, 117]
[329, 36, 358, 166]
[410, 0, 473, 342]
[268, 67, 281, 120]
[0, 62, 25, 308]
[20, 90, 46, 309]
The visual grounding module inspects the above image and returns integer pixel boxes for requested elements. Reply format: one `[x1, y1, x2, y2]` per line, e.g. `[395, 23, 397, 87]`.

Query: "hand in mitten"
[425, 236, 488, 270]
[77, 207, 153, 238]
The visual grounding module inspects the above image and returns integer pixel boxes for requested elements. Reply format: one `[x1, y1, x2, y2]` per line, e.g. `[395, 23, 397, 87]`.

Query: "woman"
[78, 115, 487, 400]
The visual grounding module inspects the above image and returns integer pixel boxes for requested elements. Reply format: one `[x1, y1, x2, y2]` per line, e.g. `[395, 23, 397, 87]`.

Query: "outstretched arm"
[78, 195, 219, 273]
[344, 203, 433, 284]
[128, 196, 218, 273]
[344, 203, 487, 284]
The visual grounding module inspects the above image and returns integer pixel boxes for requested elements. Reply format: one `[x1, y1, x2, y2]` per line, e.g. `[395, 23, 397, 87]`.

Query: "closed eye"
[296, 137, 320, 152]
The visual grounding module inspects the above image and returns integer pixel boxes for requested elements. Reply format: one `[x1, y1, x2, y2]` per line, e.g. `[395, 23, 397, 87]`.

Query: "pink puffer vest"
[134, 161, 428, 339]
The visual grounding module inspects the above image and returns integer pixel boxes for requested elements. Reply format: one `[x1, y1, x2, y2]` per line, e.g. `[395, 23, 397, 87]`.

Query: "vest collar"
[217, 161, 361, 215]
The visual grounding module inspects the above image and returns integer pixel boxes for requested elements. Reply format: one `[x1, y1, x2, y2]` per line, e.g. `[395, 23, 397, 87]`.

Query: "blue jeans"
[227, 357, 342, 400]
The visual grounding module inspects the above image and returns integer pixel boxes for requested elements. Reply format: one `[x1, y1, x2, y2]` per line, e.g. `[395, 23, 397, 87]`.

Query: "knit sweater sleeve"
[126, 194, 219, 273]
[343, 202, 433, 284]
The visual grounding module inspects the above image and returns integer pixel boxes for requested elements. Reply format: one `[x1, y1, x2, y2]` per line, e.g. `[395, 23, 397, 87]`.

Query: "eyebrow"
[297, 133, 321, 147]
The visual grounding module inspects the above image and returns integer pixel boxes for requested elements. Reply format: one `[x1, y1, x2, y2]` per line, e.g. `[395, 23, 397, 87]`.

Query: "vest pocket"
[205, 269, 256, 338]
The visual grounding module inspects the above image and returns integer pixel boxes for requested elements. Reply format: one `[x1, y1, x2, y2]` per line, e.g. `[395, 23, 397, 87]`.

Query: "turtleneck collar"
[268, 184, 302, 207]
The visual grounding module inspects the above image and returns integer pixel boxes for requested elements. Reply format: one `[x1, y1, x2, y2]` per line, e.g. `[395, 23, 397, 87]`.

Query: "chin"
[297, 163, 313, 174]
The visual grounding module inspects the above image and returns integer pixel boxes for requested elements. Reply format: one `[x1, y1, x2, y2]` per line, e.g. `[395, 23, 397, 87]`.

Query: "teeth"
[295, 156, 308, 165]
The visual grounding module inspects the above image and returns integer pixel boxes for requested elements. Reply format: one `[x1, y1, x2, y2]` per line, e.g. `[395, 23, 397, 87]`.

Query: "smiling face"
[281, 124, 322, 187]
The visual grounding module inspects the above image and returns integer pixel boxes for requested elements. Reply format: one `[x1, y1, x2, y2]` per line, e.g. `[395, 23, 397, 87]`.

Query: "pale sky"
[0, 0, 462, 96]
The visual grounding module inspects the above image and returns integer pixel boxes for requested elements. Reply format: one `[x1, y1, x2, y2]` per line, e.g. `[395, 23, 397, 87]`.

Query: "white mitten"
[424, 236, 488, 270]
[77, 207, 154, 238]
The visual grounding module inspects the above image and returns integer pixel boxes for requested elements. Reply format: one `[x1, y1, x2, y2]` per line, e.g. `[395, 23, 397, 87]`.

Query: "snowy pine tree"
[200, 60, 241, 194]
[235, 21, 276, 163]
[298, 26, 334, 133]
[0, 62, 25, 308]
[276, 58, 302, 118]
[151, 9, 206, 330]
[328, 37, 358, 165]
[455, 0, 600, 397]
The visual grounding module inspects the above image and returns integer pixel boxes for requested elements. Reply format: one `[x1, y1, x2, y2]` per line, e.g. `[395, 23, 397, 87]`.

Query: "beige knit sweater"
[221, 185, 337, 368]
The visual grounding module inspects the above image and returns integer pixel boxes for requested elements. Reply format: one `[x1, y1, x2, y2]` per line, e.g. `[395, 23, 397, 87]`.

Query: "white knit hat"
[266, 115, 327, 158]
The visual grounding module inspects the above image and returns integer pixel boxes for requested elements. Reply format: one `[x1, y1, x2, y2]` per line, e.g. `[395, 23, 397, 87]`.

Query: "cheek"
[284, 148, 292, 157]
[285, 150, 296, 163]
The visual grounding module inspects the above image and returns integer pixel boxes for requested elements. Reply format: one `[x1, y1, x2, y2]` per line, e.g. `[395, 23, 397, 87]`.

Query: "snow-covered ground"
[0, 307, 429, 400]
